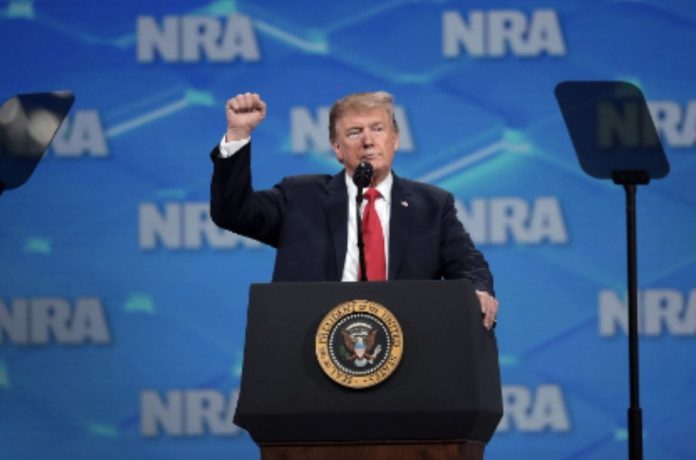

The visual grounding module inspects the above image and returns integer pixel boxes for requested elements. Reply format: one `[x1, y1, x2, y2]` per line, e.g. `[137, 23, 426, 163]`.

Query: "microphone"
[353, 161, 373, 188]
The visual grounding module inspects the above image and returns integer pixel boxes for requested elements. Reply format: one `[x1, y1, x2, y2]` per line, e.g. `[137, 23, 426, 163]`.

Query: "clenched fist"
[225, 92, 267, 141]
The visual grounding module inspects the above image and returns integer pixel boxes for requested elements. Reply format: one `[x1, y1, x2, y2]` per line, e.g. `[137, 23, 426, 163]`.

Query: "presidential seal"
[315, 299, 404, 389]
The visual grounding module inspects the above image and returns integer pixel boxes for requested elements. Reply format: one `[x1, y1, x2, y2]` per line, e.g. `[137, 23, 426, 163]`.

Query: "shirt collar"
[345, 170, 393, 204]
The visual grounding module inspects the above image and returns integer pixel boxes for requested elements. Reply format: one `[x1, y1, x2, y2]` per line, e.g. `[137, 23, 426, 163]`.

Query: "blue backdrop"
[1, 1, 695, 459]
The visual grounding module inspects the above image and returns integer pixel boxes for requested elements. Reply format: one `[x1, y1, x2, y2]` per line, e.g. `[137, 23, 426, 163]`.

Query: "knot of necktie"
[363, 188, 381, 202]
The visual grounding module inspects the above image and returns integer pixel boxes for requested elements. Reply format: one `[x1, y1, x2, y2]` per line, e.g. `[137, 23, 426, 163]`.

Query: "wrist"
[226, 127, 252, 141]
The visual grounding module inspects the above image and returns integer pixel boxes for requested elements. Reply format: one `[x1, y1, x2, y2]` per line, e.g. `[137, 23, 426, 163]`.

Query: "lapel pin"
[401, 201, 409, 208]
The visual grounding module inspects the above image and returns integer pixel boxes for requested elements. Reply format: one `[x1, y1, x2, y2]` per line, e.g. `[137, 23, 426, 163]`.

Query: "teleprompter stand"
[0, 92, 74, 197]
[555, 81, 670, 460]
[234, 280, 503, 460]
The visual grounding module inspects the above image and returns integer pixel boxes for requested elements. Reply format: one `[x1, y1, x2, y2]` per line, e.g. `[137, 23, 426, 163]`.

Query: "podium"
[234, 280, 503, 460]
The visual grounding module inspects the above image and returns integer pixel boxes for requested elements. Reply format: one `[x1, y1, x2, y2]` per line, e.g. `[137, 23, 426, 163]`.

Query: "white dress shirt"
[341, 173, 392, 281]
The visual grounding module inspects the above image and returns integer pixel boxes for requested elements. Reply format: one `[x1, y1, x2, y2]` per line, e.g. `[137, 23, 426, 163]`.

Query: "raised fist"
[225, 92, 267, 141]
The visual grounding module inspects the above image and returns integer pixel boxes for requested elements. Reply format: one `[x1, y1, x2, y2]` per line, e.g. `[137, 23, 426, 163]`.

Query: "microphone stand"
[356, 186, 367, 282]
[353, 161, 373, 282]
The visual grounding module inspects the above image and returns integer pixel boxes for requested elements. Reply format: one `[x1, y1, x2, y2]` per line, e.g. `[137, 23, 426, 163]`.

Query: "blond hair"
[328, 91, 399, 142]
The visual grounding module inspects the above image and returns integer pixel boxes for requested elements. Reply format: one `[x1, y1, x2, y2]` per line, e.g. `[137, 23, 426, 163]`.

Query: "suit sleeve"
[440, 193, 495, 296]
[209, 142, 285, 248]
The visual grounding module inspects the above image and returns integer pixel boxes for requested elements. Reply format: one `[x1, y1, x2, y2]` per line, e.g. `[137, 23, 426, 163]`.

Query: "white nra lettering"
[599, 289, 696, 336]
[291, 106, 330, 153]
[51, 110, 108, 157]
[290, 106, 414, 153]
[648, 100, 696, 148]
[0, 297, 111, 346]
[137, 14, 260, 63]
[140, 389, 241, 437]
[456, 197, 568, 245]
[443, 9, 566, 58]
[497, 384, 571, 432]
[597, 101, 659, 150]
[139, 202, 262, 250]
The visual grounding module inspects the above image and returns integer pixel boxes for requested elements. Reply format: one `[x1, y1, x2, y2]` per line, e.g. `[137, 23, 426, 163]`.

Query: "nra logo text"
[600, 289, 696, 336]
[443, 9, 566, 58]
[0, 297, 111, 346]
[137, 14, 260, 63]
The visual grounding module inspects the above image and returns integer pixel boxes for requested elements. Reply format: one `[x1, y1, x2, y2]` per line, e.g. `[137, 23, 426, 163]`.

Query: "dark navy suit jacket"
[210, 143, 494, 294]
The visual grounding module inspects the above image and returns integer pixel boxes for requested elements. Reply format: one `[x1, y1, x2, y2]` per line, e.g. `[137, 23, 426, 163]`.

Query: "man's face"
[331, 107, 399, 185]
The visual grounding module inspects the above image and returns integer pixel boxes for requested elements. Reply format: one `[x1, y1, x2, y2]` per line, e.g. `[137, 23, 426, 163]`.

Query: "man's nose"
[361, 131, 374, 147]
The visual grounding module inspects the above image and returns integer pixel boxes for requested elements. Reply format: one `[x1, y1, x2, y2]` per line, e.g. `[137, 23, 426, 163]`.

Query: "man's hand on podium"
[476, 290, 499, 331]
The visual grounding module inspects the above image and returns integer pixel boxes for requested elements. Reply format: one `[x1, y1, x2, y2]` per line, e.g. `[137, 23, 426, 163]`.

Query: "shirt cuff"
[218, 135, 250, 158]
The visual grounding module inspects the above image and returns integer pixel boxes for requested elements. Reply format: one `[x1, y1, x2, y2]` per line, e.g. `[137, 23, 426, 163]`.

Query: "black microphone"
[353, 161, 373, 188]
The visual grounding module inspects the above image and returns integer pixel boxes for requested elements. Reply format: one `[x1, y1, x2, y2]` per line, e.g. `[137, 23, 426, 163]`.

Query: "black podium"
[234, 280, 503, 460]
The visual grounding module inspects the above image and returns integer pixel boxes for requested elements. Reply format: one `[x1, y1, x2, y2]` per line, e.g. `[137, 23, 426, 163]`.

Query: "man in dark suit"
[210, 91, 499, 329]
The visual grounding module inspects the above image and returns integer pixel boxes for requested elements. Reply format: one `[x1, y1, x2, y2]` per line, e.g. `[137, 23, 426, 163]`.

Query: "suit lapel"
[325, 172, 348, 280]
[389, 175, 411, 280]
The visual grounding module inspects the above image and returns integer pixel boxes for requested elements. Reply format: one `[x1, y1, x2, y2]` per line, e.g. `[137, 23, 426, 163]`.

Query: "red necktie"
[361, 188, 386, 281]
